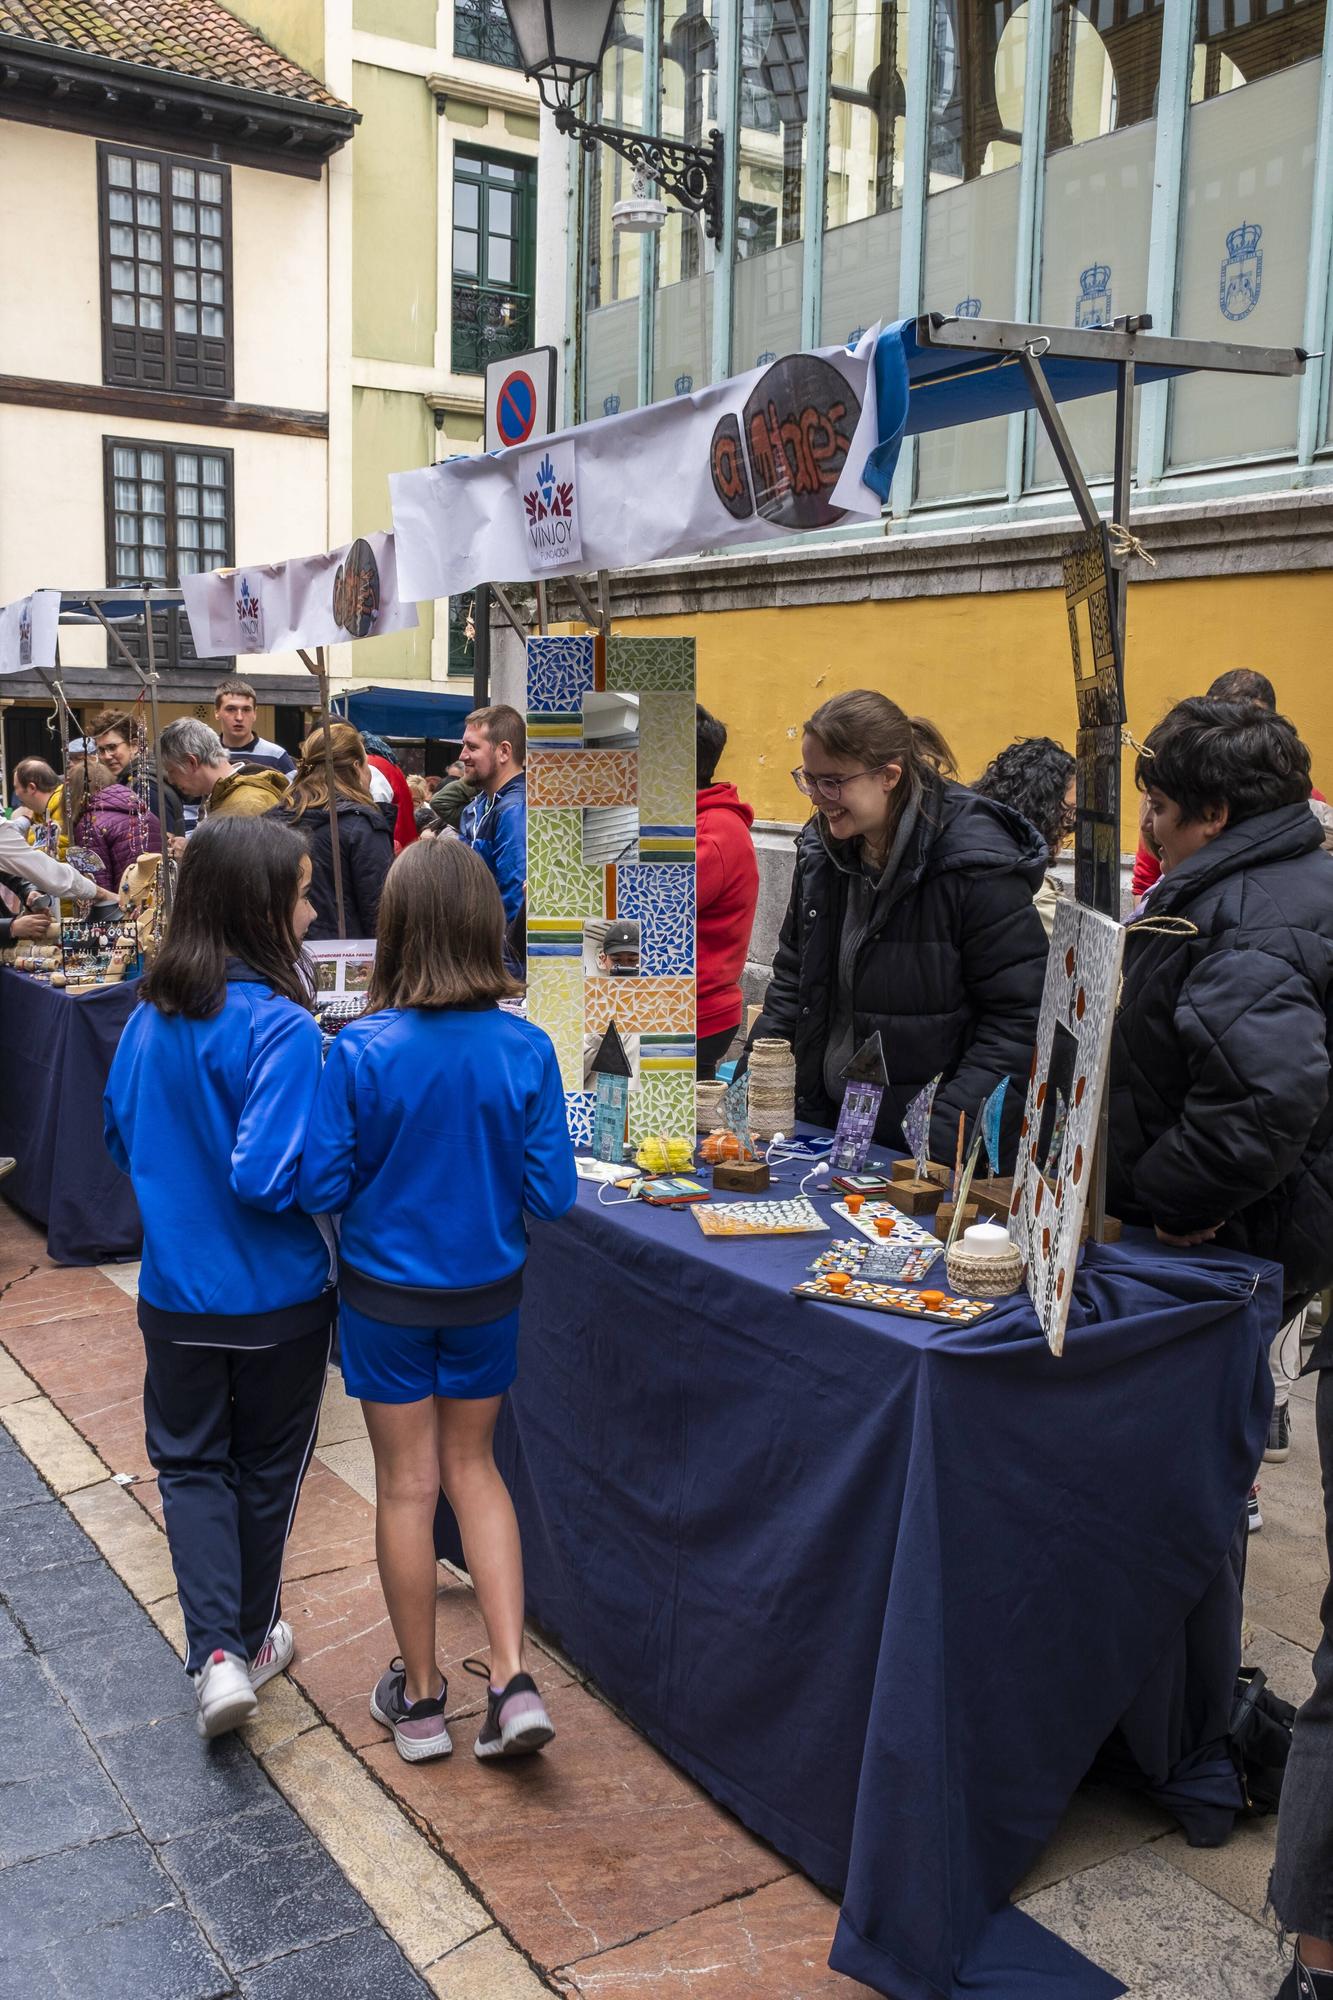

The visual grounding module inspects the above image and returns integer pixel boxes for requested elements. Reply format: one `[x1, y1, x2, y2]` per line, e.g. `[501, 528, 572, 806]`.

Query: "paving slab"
[0, 1902, 232, 2000]
[2, 1543, 144, 1650]
[0, 1394, 108, 1494]
[426, 1926, 554, 1998]
[0, 1494, 98, 1578]
[238, 1923, 432, 1999]
[45, 1618, 197, 1737]
[0, 1649, 94, 1783]
[66, 1477, 180, 1605]
[0, 1751, 132, 1866]
[96, 1711, 277, 1842]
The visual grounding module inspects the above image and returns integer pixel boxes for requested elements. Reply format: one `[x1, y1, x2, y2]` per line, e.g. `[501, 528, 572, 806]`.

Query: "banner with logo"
[180, 531, 419, 659]
[390, 332, 882, 603]
[0, 589, 60, 677]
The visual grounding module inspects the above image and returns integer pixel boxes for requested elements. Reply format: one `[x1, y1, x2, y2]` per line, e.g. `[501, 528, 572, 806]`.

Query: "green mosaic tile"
[527, 808, 605, 922]
[607, 635, 696, 692]
[627, 1072, 696, 1148]
[526, 959, 586, 1095]
[639, 690, 697, 829]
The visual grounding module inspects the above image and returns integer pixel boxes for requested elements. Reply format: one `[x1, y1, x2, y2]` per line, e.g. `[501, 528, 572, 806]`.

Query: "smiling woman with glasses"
[745, 688, 1050, 1167]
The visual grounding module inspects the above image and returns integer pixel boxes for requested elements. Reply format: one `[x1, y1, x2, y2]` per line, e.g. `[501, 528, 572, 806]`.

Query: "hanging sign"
[0, 589, 60, 677]
[392, 331, 882, 603]
[485, 346, 556, 452]
[180, 531, 419, 658]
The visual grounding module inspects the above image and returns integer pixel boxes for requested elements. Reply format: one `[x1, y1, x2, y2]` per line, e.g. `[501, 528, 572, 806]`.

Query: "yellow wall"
[222, 0, 327, 81]
[351, 386, 435, 680]
[351, 62, 437, 367]
[600, 569, 1333, 842]
[353, 0, 435, 40]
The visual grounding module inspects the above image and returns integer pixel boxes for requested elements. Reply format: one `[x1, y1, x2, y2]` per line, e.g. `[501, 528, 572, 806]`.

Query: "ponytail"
[803, 690, 956, 789]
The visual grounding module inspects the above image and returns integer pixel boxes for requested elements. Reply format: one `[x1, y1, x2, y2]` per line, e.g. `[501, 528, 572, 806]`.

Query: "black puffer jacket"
[270, 798, 393, 941]
[1108, 802, 1333, 1309]
[749, 779, 1049, 1162]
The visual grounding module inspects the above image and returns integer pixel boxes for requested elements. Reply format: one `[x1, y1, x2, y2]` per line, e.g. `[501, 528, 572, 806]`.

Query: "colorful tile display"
[525, 633, 696, 1152]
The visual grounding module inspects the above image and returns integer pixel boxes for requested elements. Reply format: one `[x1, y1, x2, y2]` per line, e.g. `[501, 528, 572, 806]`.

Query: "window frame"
[450, 146, 538, 375]
[101, 435, 236, 673]
[97, 141, 235, 400]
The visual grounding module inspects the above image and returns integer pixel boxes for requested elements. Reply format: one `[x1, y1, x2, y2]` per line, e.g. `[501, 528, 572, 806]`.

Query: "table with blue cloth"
[0, 967, 141, 1265]
[436, 1169, 1277, 2000]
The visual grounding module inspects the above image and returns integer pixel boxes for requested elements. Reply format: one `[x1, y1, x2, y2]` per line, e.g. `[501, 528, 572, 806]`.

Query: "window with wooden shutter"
[99, 146, 234, 398]
[104, 438, 235, 672]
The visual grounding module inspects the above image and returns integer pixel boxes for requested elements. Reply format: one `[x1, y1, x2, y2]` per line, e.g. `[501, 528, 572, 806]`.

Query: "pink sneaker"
[370, 1658, 452, 1762]
[465, 1660, 554, 1760]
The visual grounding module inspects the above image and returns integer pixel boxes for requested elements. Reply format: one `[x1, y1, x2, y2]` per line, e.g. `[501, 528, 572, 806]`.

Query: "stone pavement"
[0, 1194, 1319, 1998]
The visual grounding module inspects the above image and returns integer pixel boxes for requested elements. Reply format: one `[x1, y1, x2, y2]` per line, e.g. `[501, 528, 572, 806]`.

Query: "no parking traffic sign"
[484, 346, 557, 453]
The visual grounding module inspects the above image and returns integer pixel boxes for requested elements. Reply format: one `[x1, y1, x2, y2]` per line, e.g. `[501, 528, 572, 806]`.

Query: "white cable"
[596, 1179, 639, 1206]
[799, 1162, 830, 1197]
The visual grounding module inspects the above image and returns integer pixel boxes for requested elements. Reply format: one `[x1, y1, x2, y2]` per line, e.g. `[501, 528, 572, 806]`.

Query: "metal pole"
[472, 584, 491, 707]
[140, 592, 173, 922]
[299, 647, 346, 939]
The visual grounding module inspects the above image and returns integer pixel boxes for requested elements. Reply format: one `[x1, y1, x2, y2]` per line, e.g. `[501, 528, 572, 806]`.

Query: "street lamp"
[500, 0, 725, 242]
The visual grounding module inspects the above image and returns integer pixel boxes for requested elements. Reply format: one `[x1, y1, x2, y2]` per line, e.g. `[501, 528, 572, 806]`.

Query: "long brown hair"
[367, 839, 521, 1012]
[804, 690, 956, 788]
[284, 721, 375, 821]
[141, 817, 313, 1018]
[65, 757, 117, 832]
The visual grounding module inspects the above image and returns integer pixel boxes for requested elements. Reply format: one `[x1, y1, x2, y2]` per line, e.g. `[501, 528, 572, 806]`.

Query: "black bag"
[1230, 1666, 1297, 1816]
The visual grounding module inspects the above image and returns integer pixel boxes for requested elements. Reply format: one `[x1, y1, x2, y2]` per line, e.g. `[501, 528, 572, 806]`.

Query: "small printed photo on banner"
[306, 939, 377, 997]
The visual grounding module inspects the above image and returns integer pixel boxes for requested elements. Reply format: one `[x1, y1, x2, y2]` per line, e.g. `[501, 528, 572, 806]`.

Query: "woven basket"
[945, 1241, 1025, 1299]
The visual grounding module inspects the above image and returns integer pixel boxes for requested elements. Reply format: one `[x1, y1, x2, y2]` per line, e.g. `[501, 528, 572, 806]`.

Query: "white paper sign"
[0, 589, 60, 677]
[391, 333, 881, 602]
[180, 531, 418, 658]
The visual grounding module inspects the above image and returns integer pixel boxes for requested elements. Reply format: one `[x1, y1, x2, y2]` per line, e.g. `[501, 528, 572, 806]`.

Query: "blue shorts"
[338, 1302, 519, 1405]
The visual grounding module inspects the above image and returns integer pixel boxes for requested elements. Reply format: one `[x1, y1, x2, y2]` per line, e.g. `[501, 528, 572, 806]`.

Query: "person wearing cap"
[597, 919, 640, 977]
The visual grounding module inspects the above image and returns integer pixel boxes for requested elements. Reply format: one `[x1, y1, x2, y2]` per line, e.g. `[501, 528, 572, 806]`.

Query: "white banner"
[390, 333, 882, 603]
[0, 589, 60, 677]
[180, 531, 419, 658]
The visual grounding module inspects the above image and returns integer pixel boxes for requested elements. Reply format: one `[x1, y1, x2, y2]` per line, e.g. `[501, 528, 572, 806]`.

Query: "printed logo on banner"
[234, 574, 264, 652]
[709, 355, 862, 533]
[1220, 221, 1262, 321]
[521, 446, 582, 569]
[1075, 263, 1112, 328]
[332, 538, 382, 638]
[17, 603, 31, 667]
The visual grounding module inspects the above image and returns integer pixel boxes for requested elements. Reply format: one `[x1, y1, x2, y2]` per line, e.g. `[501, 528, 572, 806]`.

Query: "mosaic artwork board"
[830, 1201, 939, 1248]
[525, 633, 697, 1150]
[694, 1198, 829, 1238]
[792, 1278, 996, 1324]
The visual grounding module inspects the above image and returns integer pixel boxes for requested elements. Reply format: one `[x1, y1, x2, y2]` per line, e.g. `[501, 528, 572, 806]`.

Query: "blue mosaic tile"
[565, 1091, 595, 1150]
[617, 864, 695, 976]
[526, 636, 595, 715]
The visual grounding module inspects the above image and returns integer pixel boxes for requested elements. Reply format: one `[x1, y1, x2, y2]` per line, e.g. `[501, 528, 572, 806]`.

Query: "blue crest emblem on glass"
[1074, 263, 1112, 329]
[955, 297, 982, 318]
[675, 373, 694, 395]
[1220, 221, 1262, 321]
[847, 327, 866, 347]
[602, 394, 621, 416]
[756, 350, 777, 365]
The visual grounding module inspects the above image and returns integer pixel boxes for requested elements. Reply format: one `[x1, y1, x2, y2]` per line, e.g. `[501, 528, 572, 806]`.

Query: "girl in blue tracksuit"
[299, 839, 576, 1765]
[104, 817, 333, 1742]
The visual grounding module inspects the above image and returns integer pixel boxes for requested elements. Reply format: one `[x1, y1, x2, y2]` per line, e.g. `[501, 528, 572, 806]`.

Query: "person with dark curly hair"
[973, 736, 1076, 939]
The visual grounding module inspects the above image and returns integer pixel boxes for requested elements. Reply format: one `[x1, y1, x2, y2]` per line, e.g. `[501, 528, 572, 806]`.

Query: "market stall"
[438, 1172, 1276, 2000]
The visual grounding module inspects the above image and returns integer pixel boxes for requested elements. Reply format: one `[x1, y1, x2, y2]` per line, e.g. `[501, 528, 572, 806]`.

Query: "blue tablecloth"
[0, 968, 142, 1265]
[438, 1174, 1278, 1999]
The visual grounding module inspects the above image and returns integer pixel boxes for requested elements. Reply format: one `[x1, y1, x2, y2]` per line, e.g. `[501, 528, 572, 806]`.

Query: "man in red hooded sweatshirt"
[696, 705, 759, 1077]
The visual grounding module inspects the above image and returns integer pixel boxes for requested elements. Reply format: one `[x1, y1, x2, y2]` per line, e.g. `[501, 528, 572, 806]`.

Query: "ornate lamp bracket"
[551, 102, 724, 242]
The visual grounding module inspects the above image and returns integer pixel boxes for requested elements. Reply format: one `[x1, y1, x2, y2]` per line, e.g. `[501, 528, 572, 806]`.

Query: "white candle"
[961, 1222, 1012, 1259]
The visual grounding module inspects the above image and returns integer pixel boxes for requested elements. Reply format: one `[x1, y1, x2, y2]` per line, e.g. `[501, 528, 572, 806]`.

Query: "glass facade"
[574, 0, 1332, 510]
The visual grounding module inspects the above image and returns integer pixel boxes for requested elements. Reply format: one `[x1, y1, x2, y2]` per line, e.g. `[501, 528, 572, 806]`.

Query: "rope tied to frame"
[1108, 522, 1157, 568]
[1121, 724, 1155, 758]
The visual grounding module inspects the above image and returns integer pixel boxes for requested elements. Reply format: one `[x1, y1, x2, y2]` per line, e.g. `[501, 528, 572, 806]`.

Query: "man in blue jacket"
[458, 704, 526, 966]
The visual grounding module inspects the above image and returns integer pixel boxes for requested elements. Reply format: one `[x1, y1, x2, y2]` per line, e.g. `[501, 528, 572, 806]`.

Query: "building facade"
[545, 0, 1333, 861]
[0, 0, 356, 745]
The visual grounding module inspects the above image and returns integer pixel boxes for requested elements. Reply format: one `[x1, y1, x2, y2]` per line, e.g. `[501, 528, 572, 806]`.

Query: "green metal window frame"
[453, 0, 522, 70]
[451, 146, 537, 377]
[577, 0, 1333, 519]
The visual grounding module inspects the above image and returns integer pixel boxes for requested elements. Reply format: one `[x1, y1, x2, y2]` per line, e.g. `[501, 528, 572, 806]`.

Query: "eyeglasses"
[791, 764, 886, 803]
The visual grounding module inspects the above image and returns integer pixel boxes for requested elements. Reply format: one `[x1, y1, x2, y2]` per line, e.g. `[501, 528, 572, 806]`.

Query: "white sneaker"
[193, 1649, 259, 1739]
[249, 1619, 294, 1690]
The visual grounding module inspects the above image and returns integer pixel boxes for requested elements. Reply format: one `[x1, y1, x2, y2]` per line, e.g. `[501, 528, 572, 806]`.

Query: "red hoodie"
[697, 782, 759, 1037]
[367, 756, 418, 852]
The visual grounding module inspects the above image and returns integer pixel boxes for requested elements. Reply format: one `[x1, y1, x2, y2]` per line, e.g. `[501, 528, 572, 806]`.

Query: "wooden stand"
[711, 1159, 771, 1194]
[891, 1177, 945, 1217]
[970, 1176, 1014, 1222]
[933, 1200, 979, 1241]
[891, 1159, 950, 1188]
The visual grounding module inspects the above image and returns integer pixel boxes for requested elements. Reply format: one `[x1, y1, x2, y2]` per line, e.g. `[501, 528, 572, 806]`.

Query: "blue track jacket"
[298, 1005, 576, 1317]
[459, 772, 526, 926]
[104, 973, 334, 1345]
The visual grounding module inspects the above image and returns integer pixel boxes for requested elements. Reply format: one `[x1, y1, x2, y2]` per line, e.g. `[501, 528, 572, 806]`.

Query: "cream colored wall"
[0, 405, 327, 674]
[0, 124, 102, 383]
[230, 165, 329, 411]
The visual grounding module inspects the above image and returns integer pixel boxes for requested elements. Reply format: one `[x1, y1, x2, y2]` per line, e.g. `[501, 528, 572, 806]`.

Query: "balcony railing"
[453, 0, 521, 68]
[451, 282, 534, 376]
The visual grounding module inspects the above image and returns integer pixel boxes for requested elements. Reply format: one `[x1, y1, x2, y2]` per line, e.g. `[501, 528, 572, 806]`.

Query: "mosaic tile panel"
[584, 975, 695, 1035]
[638, 829, 696, 866]
[565, 1092, 596, 1150]
[527, 713, 584, 749]
[528, 748, 638, 811]
[639, 691, 697, 828]
[607, 635, 696, 691]
[526, 961, 585, 1094]
[526, 634, 596, 714]
[639, 1034, 697, 1072]
[617, 864, 695, 976]
[526, 808, 605, 922]
[627, 1073, 696, 1148]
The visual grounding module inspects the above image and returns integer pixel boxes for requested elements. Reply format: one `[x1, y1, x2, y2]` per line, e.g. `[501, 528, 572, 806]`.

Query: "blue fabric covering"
[105, 973, 332, 1338]
[0, 968, 141, 1264]
[338, 685, 472, 740]
[437, 1175, 1277, 1999]
[864, 317, 1196, 500]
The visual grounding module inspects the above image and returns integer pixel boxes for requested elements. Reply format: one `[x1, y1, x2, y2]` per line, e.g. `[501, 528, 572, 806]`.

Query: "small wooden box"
[970, 1176, 1014, 1222]
[891, 1158, 950, 1187]
[891, 1176, 945, 1216]
[933, 1200, 979, 1241]
[711, 1159, 771, 1194]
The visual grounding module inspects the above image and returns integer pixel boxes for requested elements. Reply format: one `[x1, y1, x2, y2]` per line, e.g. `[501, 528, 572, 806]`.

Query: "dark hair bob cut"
[140, 816, 313, 1019]
[1136, 697, 1312, 828]
[367, 838, 521, 1013]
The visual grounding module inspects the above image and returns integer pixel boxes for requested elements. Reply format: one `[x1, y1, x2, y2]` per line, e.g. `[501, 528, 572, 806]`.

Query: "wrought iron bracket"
[552, 104, 724, 242]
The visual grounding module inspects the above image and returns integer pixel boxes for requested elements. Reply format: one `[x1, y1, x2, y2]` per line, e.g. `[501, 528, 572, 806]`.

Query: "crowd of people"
[4, 660, 1333, 1997]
